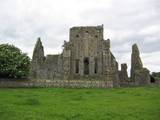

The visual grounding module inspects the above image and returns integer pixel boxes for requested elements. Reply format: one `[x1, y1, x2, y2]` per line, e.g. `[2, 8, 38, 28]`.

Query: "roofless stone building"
[30, 25, 151, 87]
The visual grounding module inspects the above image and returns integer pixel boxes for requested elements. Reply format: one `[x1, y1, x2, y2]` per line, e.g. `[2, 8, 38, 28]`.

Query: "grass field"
[0, 86, 160, 120]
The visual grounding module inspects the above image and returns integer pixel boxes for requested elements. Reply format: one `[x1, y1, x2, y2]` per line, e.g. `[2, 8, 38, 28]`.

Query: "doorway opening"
[150, 76, 156, 83]
[94, 58, 98, 74]
[84, 57, 89, 75]
[75, 59, 79, 74]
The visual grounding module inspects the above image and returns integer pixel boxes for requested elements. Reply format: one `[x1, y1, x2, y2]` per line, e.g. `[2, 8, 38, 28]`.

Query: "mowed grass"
[0, 86, 160, 120]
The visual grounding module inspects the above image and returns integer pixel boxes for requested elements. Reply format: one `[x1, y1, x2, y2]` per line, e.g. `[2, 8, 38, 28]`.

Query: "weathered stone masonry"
[30, 25, 151, 87]
[130, 44, 150, 85]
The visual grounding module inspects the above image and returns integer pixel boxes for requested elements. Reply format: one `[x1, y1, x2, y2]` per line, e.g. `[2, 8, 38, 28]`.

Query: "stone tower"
[69, 25, 104, 77]
[119, 63, 128, 83]
[131, 44, 150, 85]
[62, 25, 119, 85]
[32, 37, 45, 64]
[131, 44, 143, 79]
[30, 37, 45, 79]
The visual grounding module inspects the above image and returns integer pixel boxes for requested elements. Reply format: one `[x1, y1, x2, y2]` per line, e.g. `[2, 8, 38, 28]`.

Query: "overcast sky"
[0, 0, 160, 74]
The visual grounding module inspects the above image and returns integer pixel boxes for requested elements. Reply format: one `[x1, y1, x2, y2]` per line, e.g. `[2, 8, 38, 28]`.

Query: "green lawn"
[0, 86, 160, 120]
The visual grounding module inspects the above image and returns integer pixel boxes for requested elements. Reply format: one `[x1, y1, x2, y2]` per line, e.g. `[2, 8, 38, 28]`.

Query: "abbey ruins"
[30, 25, 151, 87]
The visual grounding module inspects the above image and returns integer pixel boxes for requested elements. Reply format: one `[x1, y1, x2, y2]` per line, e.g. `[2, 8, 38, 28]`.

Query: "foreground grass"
[0, 86, 160, 120]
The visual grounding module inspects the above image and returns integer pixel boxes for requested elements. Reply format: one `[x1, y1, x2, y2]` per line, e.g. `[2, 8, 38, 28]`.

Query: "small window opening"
[75, 59, 79, 73]
[94, 58, 98, 74]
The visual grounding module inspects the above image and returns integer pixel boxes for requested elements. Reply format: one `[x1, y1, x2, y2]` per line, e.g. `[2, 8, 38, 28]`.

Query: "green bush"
[152, 72, 160, 80]
[0, 44, 30, 78]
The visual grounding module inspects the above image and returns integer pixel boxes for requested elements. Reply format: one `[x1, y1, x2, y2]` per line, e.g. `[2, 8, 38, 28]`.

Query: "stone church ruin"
[30, 25, 151, 87]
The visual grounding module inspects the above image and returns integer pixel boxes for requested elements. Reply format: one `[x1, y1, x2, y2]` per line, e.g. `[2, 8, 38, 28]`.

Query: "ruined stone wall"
[130, 44, 150, 85]
[30, 38, 45, 79]
[30, 25, 152, 87]
[62, 44, 71, 80]
[30, 25, 120, 87]
[69, 25, 104, 77]
[119, 64, 128, 82]
[43, 54, 63, 80]
[30, 38, 63, 80]
[0, 79, 114, 88]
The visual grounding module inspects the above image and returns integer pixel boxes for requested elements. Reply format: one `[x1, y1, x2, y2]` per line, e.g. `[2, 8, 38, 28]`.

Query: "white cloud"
[142, 51, 160, 72]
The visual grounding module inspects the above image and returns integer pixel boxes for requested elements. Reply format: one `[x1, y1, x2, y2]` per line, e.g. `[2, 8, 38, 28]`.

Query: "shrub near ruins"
[152, 72, 160, 80]
[0, 44, 30, 79]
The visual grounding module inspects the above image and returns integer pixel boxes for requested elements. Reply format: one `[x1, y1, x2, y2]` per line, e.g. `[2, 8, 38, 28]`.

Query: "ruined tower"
[69, 25, 104, 77]
[131, 44, 150, 85]
[30, 37, 45, 79]
[119, 63, 129, 84]
[62, 25, 119, 85]
[30, 37, 63, 80]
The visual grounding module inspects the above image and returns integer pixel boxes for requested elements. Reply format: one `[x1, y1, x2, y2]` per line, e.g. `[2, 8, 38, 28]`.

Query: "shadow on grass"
[14, 98, 40, 106]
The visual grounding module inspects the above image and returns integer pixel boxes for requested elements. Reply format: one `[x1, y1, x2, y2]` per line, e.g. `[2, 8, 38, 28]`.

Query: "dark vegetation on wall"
[152, 72, 160, 81]
[0, 44, 30, 79]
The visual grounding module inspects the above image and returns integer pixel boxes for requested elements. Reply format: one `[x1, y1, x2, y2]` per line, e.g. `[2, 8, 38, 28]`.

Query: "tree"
[152, 72, 160, 80]
[0, 44, 30, 79]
